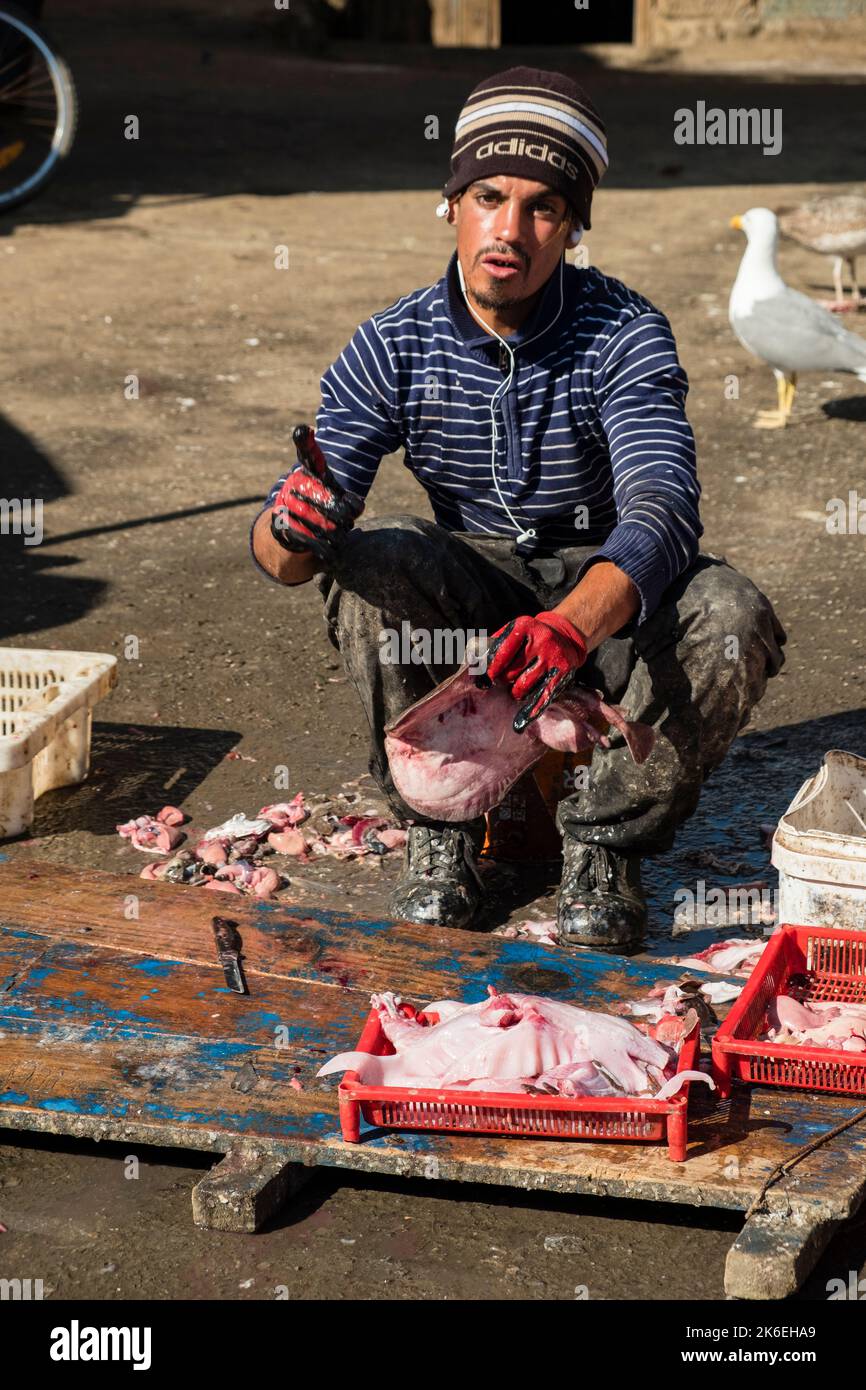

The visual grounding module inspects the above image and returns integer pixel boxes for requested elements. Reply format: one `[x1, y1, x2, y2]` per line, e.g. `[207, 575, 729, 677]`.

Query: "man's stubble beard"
[469, 283, 526, 313]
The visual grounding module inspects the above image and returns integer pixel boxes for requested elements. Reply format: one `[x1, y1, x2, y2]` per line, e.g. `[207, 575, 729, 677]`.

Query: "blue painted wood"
[1, 861, 865, 1218]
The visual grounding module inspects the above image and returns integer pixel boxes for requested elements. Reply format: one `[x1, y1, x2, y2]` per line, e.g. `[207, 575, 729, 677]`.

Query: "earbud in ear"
[435, 200, 449, 219]
[568, 225, 584, 247]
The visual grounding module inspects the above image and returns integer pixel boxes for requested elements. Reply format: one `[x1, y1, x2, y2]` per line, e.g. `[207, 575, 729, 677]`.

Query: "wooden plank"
[3, 1000, 866, 1223]
[634, 0, 654, 48]
[725, 1207, 839, 1300]
[191, 1146, 312, 1232]
[2, 941, 866, 1215]
[0, 1013, 336, 1148]
[0, 933, 350, 1053]
[3, 857, 866, 1296]
[0, 861, 693, 1007]
[430, 0, 500, 47]
[0, 929, 53, 992]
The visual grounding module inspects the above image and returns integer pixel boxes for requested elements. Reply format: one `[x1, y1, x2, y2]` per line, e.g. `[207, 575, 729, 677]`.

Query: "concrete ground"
[1, 2, 865, 1300]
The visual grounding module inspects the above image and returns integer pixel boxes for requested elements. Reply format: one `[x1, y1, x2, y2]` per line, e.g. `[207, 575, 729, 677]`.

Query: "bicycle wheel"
[0, 3, 76, 212]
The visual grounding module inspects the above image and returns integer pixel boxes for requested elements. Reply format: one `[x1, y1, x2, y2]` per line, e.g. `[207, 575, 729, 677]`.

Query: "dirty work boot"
[557, 840, 647, 952]
[389, 823, 484, 929]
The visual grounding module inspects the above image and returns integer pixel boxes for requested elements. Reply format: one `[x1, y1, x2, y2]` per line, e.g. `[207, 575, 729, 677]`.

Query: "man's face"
[451, 175, 573, 313]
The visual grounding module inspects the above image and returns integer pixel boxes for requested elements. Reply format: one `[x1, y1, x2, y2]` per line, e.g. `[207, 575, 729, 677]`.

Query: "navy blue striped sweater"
[255, 252, 702, 622]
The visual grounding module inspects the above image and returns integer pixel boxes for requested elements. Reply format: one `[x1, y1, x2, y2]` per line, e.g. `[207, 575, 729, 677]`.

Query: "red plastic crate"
[337, 1004, 702, 1162]
[712, 924, 866, 1098]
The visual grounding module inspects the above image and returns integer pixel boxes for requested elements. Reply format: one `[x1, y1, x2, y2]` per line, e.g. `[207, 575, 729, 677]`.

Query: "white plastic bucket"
[772, 749, 866, 931]
[0, 648, 117, 839]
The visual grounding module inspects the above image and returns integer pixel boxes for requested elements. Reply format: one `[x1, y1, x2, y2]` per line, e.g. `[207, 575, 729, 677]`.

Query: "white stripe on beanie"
[455, 100, 609, 168]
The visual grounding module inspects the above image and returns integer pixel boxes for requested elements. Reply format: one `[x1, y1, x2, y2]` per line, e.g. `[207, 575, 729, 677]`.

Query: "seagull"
[778, 193, 866, 312]
[729, 207, 866, 428]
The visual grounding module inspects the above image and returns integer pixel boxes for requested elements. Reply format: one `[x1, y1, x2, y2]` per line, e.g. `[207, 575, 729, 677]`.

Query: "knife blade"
[211, 916, 248, 994]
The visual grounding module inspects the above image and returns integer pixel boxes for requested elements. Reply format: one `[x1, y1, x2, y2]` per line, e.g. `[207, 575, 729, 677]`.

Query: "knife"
[211, 916, 248, 995]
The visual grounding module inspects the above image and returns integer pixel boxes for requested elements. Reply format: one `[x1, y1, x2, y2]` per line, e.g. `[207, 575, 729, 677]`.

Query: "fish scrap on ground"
[116, 805, 188, 854]
[673, 936, 771, 976]
[319, 987, 714, 1102]
[494, 917, 559, 946]
[116, 792, 408, 899]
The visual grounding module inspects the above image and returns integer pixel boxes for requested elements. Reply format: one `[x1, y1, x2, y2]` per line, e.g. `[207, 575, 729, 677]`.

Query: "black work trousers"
[316, 514, 787, 856]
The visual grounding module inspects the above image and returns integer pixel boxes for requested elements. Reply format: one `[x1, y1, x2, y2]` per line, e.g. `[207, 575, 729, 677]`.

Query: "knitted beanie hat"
[443, 66, 608, 230]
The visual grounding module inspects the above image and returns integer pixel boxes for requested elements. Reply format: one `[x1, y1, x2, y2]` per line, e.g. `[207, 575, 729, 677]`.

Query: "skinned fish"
[318, 987, 712, 1100]
[259, 795, 309, 829]
[764, 992, 866, 1050]
[675, 938, 768, 977]
[116, 814, 186, 854]
[384, 642, 655, 822]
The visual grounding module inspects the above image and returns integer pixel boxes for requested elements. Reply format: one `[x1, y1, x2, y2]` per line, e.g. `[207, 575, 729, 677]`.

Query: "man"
[251, 67, 786, 951]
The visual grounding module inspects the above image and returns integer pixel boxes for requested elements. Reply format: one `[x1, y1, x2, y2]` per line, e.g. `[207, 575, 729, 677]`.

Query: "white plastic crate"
[0, 648, 117, 839]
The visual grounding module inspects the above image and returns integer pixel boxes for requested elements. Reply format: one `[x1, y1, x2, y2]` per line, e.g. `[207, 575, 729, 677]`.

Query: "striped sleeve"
[581, 310, 702, 623]
[313, 317, 403, 497]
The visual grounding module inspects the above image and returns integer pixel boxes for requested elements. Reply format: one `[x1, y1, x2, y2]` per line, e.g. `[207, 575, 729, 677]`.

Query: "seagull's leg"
[784, 373, 797, 421]
[753, 369, 789, 429]
[822, 255, 855, 312]
[848, 256, 862, 310]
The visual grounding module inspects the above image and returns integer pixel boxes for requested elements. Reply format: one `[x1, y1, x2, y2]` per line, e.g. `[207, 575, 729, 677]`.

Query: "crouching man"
[251, 66, 787, 951]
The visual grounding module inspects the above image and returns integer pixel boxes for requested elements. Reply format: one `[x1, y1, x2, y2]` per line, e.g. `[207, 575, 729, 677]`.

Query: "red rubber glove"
[477, 611, 588, 733]
[271, 424, 364, 567]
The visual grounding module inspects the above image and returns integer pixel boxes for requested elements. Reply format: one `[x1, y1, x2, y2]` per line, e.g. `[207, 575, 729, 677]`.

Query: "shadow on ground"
[0, 413, 106, 639]
[3, 1, 864, 235]
[23, 721, 241, 838]
[646, 706, 866, 957]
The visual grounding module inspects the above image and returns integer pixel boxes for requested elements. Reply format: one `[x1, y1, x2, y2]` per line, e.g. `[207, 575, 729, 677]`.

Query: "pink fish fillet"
[764, 993, 866, 1049]
[384, 651, 655, 822]
[196, 837, 229, 866]
[675, 939, 766, 977]
[259, 794, 309, 829]
[317, 987, 693, 1098]
[116, 815, 185, 854]
[267, 828, 309, 857]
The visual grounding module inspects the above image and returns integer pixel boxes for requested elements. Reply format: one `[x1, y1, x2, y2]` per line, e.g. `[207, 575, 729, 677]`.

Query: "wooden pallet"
[1, 861, 865, 1299]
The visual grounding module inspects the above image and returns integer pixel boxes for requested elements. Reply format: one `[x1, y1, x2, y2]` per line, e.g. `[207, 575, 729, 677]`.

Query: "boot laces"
[411, 827, 481, 885]
[573, 843, 618, 892]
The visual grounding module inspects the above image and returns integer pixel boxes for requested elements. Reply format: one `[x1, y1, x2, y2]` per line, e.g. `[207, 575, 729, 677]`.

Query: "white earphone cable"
[456, 253, 567, 546]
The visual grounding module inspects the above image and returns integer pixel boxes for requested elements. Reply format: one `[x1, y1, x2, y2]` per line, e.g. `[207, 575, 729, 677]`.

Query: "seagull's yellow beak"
[730, 215, 743, 230]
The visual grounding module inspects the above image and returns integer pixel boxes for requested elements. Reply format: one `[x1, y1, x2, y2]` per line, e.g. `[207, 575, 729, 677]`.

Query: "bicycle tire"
[0, 2, 77, 212]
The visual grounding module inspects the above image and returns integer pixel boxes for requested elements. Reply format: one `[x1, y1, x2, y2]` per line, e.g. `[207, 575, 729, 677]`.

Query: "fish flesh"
[318, 987, 713, 1100]
[123, 793, 408, 898]
[259, 795, 309, 829]
[619, 977, 742, 1026]
[267, 828, 310, 857]
[116, 809, 187, 854]
[674, 938, 768, 977]
[495, 918, 559, 947]
[196, 838, 230, 866]
[763, 992, 866, 1051]
[384, 643, 654, 822]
